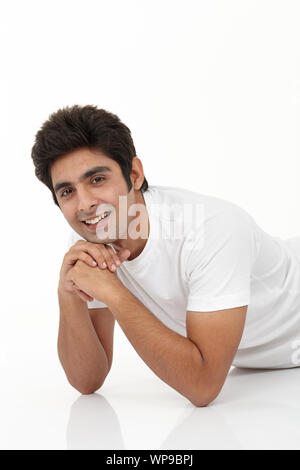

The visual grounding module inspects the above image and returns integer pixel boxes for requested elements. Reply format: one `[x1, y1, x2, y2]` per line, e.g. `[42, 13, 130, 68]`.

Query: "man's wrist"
[57, 284, 87, 311]
[103, 280, 128, 309]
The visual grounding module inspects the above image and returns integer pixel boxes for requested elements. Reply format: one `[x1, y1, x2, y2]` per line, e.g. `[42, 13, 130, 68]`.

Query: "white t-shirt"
[67, 185, 300, 369]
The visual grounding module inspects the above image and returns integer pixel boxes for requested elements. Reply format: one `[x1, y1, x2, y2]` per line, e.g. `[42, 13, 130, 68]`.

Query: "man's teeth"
[84, 212, 110, 224]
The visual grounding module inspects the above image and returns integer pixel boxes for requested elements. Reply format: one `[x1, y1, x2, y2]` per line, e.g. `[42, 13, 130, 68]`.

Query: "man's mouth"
[82, 211, 112, 230]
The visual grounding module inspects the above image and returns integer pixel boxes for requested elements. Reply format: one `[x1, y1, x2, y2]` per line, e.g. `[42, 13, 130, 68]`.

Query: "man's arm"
[186, 305, 248, 403]
[67, 260, 247, 405]
[57, 240, 129, 394]
[105, 286, 247, 406]
[57, 289, 115, 394]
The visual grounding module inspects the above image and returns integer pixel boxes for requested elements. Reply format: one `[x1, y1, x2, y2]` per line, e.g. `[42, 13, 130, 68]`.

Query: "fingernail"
[115, 260, 121, 266]
[111, 264, 116, 271]
[92, 261, 97, 266]
[102, 262, 107, 268]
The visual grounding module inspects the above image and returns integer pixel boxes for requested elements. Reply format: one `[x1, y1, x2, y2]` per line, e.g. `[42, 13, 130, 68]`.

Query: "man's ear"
[130, 157, 145, 190]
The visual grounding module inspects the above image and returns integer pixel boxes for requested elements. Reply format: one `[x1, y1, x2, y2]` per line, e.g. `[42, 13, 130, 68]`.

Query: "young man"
[31, 105, 300, 407]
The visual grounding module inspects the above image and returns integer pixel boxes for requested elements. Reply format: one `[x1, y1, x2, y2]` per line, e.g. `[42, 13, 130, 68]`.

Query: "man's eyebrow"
[53, 166, 112, 194]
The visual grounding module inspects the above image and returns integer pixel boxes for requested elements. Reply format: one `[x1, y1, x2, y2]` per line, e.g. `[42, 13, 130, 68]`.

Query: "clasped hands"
[67, 258, 122, 303]
[59, 240, 130, 303]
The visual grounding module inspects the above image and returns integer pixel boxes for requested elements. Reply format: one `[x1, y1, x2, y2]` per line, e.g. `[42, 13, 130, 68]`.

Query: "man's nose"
[77, 188, 98, 214]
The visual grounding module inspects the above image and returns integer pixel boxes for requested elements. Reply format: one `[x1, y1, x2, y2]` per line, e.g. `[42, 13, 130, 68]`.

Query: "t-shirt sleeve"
[185, 208, 253, 312]
[67, 230, 108, 310]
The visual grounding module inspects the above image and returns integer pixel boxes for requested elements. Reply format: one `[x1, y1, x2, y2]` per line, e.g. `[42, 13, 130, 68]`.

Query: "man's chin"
[76, 230, 111, 244]
[88, 234, 119, 245]
[74, 224, 120, 245]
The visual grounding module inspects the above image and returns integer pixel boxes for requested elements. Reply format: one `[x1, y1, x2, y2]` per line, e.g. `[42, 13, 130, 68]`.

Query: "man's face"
[50, 148, 143, 245]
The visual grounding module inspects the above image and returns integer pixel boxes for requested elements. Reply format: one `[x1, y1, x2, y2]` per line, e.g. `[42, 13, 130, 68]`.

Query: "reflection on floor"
[1, 348, 300, 449]
[65, 366, 300, 450]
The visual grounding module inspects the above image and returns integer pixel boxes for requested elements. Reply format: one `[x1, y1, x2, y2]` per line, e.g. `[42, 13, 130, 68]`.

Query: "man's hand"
[58, 240, 130, 302]
[66, 260, 123, 304]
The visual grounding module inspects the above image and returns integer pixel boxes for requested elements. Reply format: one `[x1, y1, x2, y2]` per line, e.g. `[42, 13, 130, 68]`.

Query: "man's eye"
[92, 176, 105, 183]
[61, 188, 72, 198]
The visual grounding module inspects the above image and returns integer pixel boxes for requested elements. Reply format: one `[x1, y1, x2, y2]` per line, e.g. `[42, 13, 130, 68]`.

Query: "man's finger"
[117, 248, 131, 262]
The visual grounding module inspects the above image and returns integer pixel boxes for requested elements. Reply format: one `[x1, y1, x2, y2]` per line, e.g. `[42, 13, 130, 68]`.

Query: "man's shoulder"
[146, 184, 242, 211]
[147, 185, 252, 233]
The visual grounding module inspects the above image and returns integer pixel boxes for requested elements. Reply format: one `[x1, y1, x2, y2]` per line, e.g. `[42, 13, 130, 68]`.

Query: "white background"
[1, 0, 300, 450]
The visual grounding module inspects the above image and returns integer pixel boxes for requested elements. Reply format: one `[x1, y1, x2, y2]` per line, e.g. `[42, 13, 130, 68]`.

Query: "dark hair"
[31, 104, 148, 206]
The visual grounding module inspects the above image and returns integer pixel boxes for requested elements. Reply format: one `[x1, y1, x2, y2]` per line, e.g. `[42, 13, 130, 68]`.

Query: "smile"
[83, 211, 111, 225]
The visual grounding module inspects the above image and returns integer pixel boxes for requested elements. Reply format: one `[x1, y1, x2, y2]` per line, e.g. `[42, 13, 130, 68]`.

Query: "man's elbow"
[188, 383, 221, 407]
[189, 395, 214, 407]
[77, 383, 101, 395]
[69, 375, 107, 395]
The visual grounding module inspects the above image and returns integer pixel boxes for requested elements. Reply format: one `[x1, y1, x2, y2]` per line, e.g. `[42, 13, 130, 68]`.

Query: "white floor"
[1, 315, 300, 451]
